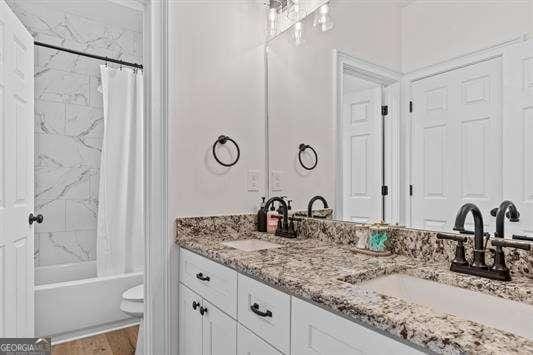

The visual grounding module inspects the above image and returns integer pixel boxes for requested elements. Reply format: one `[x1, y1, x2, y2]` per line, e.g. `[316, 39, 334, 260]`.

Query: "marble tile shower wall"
[7, 1, 142, 267]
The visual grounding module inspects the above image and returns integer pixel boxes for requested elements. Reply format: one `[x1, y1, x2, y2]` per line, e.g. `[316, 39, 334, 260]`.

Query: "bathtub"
[35, 261, 143, 343]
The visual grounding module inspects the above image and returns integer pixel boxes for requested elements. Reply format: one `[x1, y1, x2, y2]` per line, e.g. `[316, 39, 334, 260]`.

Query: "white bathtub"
[35, 261, 143, 343]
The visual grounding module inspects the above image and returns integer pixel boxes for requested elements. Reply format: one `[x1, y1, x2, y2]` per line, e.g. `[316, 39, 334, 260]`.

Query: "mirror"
[267, 0, 533, 239]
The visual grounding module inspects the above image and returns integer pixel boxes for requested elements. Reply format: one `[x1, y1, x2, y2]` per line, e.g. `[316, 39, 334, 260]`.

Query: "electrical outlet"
[247, 170, 260, 192]
[271, 170, 283, 191]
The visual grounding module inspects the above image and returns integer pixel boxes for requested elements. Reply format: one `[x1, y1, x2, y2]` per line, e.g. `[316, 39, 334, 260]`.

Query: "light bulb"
[291, 21, 303, 46]
[287, 0, 305, 21]
[268, 8, 278, 36]
[313, 3, 334, 32]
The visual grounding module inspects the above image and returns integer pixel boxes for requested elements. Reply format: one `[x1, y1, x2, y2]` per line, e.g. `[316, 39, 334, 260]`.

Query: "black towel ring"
[213, 135, 240, 167]
[298, 143, 318, 170]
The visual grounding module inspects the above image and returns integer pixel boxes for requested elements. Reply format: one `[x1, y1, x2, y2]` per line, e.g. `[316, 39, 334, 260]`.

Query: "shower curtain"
[97, 66, 144, 277]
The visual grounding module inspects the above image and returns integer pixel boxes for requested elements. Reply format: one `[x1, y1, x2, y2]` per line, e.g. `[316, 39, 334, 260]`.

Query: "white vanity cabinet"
[179, 284, 237, 355]
[178, 248, 423, 355]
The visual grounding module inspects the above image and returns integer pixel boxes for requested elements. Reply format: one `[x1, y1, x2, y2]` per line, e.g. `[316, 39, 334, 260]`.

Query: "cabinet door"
[237, 324, 282, 355]
[291, 298, 423, 355]
[179, 284, 203, 355]
[202, 299, 237, 355]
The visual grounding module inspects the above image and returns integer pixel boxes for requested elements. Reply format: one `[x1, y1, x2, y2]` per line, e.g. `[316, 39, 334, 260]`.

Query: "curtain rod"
[34, 41, 144, 70]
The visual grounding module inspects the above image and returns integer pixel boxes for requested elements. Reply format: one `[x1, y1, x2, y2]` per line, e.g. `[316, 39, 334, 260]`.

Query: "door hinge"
[381, 185, 389, 196]
[381, 105, 388, 116]
[409, 101, 413, 113]
[409, 184, 413, 196]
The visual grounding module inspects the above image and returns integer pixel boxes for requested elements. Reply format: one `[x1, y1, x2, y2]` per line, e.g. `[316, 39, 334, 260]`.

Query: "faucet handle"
[490, 207, 520, 222]
[491, 239, 531, 251]
[437, 233, 467, 242]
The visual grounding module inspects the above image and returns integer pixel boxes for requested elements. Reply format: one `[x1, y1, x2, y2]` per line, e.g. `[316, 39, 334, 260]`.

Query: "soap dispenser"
[257, 197, 267, 232]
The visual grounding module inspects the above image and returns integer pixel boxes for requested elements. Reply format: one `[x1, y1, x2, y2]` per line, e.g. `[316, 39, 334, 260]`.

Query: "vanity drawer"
[179, 248, 237, 318]
[237, 274, 290, 354]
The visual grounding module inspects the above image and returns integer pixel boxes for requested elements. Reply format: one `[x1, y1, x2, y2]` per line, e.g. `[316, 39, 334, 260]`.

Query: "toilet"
[120, 284, 144, 355]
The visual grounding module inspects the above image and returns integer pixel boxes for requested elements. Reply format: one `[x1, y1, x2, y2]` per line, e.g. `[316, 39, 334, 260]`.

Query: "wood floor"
[52, 325, 139, 355]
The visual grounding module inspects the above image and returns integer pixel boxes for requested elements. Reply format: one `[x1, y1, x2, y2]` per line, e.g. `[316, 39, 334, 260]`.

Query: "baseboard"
[50, 318, 141, 345]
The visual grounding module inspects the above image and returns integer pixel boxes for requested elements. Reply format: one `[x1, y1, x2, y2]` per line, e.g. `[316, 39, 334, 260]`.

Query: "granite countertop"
[176, 229, 533, 354]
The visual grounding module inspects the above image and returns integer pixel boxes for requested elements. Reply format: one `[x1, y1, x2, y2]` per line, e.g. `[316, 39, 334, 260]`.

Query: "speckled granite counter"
[176, 214, 533, 354]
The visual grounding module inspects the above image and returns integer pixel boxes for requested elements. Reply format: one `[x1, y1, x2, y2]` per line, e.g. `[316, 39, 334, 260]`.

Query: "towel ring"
[213, 135, 240, 167]
[298, 143, 318, 170]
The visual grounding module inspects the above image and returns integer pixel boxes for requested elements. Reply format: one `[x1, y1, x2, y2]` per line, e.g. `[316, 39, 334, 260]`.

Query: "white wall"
[168, 2, 266, 219]
[401, 1, 531, 72]
[268, 2, 402, 212]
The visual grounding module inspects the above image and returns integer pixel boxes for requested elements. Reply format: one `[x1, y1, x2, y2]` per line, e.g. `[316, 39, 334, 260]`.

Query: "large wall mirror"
[267, 0, 533, 238]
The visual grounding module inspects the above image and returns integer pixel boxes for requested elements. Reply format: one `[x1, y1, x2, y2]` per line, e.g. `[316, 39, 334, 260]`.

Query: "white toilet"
[120, 284, 144, 355]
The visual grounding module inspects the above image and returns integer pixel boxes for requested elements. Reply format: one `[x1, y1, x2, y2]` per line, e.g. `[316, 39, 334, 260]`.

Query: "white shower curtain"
[97, 66, 144, 277]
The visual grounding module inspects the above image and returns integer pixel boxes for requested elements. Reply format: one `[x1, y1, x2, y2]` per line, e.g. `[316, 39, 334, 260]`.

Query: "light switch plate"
[247, 170, 260, 192]
[271, 170, 283, 191]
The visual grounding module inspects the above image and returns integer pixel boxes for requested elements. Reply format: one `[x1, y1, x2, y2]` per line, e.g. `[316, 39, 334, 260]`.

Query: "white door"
[0, 1, 34, 337]
[504, 39, 533, 238]
[202, 299, 237, 355]
[411, 58, 502, 232]
[179, 284, 203, 355]
[342, 86, 382, 223]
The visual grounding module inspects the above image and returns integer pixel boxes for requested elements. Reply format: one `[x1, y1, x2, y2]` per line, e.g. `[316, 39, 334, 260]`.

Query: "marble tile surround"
[7, 1, 142, 268]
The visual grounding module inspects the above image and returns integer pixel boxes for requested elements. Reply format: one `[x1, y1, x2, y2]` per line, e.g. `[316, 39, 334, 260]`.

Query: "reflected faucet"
[452, 203, 487, 269]
[307, 195, 329, 217]
[263, 197, 297, 238]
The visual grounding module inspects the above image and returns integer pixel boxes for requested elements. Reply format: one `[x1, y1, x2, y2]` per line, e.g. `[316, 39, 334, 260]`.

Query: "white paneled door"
[342, 86, 383, 223]
[0, 1, 35, 337]
[504, 40, 533, 238]
[411, 58, 502, 232]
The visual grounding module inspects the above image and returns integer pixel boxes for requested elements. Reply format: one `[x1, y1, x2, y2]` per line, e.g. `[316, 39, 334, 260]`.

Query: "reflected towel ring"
[298, 143, 318, 170]
[213, 135, 240, 167]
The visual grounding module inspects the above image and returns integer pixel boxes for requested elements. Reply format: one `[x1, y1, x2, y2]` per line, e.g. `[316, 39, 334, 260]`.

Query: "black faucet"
[307, 195, 328, 217]
[452, 203, 488, 269]
[438, 202, 524, 281]
[263, 197, 297, 238]
[490, 201, 520, 275]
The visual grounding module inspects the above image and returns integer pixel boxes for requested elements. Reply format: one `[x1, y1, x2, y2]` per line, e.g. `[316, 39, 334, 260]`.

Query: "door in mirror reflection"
[341, 78, 382, 223]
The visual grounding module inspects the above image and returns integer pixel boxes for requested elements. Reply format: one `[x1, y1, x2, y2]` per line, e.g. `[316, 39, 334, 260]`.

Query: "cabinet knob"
[199, 306, 208, 316]
[28, 213, 44, 225]
[192, 301, 200, 310]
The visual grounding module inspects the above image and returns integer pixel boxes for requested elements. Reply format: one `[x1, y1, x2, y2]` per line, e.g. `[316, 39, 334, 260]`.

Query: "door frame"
[333, 50, 402, 223]
[402, 33, 527, 227]
[143, 0, 179, 354]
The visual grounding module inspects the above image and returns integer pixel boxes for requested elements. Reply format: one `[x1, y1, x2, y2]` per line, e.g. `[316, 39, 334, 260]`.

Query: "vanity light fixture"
[267, 0, 283, 37]
[313, 3, 333, 32]
[268, 7, 278, 36]
[291, 21, 304, 46]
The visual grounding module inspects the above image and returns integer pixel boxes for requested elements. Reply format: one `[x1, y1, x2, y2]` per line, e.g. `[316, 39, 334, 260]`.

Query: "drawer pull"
[251, 303, 272, 317]
[196, 272, 210, 282]
[192, 301, 200, 310]
[199, 306, 208, 316]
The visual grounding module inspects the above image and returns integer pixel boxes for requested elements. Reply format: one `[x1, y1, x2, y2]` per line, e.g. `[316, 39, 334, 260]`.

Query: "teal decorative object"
[368, 229, 389, 252]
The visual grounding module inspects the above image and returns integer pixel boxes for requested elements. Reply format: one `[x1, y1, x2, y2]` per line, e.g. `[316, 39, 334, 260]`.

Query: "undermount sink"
[360, 274, 533, 340]
[221, 239, 283, 252]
